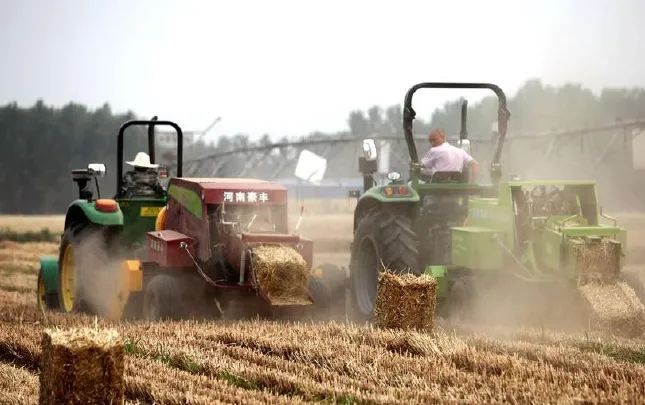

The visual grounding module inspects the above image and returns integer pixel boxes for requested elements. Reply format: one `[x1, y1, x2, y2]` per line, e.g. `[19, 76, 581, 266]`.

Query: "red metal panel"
[203, 188, 287, 205]
[146, 230, 195, 268]
[168, 177, 288, 205]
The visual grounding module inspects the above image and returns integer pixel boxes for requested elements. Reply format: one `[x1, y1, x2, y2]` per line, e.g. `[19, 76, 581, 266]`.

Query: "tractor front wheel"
[350, 209, 419, 321]
[37, 270, 58, 311]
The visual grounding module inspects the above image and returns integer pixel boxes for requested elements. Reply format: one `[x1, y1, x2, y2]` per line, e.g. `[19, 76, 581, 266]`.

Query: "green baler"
[451, 181, 625, 283]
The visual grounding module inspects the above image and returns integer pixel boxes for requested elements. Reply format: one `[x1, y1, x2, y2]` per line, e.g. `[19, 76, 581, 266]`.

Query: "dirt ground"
[0, 209, 644, 403]
[0, 238, 644, 403]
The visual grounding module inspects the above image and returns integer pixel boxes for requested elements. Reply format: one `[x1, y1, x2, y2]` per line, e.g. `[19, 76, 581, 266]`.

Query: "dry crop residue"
[0, 242, 644, 404]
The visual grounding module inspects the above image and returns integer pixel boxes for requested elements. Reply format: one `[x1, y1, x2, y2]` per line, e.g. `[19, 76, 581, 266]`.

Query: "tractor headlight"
[387, 171, 401, 181]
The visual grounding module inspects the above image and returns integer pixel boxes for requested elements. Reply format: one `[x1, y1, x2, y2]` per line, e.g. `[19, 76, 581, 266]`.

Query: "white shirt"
[420, 142, 474, 175]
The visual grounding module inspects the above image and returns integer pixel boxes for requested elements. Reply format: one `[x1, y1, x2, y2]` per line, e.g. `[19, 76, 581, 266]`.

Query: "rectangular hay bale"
[574, 239, 620, 284]
[39, 328, 124, 405]
[252, 245, 312, 306]
[375, 272, 437, 331]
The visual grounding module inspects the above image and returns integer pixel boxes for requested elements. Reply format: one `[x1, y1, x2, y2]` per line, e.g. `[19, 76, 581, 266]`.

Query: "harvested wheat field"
[0, 240, 644, 403]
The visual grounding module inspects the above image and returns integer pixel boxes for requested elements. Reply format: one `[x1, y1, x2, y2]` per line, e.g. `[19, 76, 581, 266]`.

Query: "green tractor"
[37, 119, 183, 316]
[350, 82, 644, 327]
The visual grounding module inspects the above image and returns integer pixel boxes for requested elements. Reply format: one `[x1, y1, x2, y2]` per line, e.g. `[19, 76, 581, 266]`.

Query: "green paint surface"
[426, 265, 447, 297]
[117, 198, 167, 245]
[168, 184, 203, 219]
[71, 199, 124, 226]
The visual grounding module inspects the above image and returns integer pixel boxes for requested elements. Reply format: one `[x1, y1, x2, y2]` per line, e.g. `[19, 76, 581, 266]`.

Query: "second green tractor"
[350, 82, 644, 328]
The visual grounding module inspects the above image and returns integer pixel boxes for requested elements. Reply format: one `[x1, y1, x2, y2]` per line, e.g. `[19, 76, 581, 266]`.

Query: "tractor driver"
[420, 129, 479, 181]
[121, 152, 164, 198]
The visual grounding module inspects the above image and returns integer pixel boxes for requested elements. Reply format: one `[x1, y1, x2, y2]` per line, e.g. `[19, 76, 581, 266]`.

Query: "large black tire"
[350, 209, 419, 321]
[443, 276, 475, 323]
[57, 223, 107, 314]
[143, 274, 180, 320]
[308, 276, 331, 319]
[143, 274, 212, 320]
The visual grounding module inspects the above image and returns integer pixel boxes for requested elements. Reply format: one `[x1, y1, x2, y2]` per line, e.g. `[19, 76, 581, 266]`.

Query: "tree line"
[1, 80, 645, 213]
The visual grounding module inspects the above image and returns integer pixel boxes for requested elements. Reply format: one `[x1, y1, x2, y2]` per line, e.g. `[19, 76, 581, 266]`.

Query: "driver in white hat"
[121, 152, 164, 198]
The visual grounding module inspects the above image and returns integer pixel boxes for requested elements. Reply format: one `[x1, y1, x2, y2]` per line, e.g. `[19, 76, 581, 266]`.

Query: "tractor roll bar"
[402, 82, 510, 181]
[116, 119, 183, 197]
[460, 100, 468, 142]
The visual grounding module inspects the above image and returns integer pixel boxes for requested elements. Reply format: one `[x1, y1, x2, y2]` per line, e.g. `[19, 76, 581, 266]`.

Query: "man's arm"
[461, 150, 479, 182]
[420, 149, 435, 175]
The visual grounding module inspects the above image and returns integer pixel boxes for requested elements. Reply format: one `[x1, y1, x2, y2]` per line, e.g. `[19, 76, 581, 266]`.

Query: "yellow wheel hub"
[37, 272, 46, 311]
[60, 243, 76, 312]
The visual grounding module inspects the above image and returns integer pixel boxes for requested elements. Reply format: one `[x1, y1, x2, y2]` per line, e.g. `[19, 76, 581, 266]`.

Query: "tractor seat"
[430, 171, 464, 183]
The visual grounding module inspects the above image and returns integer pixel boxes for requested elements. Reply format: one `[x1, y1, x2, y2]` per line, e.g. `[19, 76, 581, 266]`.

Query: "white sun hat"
[126, 152, 159, 168]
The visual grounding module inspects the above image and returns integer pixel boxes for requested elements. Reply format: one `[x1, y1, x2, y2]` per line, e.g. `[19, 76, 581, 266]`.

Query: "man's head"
[428, 129, 446, 147]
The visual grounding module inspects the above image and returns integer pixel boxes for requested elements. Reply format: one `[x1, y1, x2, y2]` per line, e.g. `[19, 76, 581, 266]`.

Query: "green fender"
[354, 185, 419, 229]
[358, 184, 420, 204]
[67, 199, 124, 227]
[39, 256, 59, 293]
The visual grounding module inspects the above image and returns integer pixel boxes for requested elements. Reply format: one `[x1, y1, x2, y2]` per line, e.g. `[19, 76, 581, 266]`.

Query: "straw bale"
[574, 239, 620, 283]
[39, 328, 124, 405]
[252, 245, 311, 306]
[374, 272, 437, 331]
[578, 282, 645, 337]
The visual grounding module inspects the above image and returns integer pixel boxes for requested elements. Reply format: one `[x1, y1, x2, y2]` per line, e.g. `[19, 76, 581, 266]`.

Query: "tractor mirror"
[362, 139, 377, 161]
[457, 139, 471, 154]
[87, 163, 106, 178]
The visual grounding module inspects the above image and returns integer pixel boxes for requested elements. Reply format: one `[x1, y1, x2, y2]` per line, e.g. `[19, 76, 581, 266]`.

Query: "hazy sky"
[1, 0, 644, 141]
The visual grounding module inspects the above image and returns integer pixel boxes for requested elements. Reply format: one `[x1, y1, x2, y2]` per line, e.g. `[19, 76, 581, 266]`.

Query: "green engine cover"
[452, 227, 504, 271]
[116, 198, 166, 245]
[70, 199, 124, 226]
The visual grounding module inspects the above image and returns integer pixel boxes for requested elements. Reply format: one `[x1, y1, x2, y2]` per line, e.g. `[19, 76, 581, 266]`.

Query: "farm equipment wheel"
[312, 263, 347, 320]
[308, 276, 331, 319]
[350, 209, 419, 321]
[444, 277, 474, 323]
[37, 270, 58, 311]
[58, 225, 100, 314]
[143, 274, 180, 320]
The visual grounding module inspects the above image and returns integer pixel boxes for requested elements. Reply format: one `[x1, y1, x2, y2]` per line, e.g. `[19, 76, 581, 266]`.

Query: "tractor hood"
[169, 177, 288, 205]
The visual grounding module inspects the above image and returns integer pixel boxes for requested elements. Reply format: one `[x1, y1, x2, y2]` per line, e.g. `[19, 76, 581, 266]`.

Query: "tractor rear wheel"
[142, 274, 180, 320]
[350, 209, 419, 321]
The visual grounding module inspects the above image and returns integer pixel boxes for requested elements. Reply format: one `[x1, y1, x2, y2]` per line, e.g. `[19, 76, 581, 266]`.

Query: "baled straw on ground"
[375, 271, 437, 331]
[578, 281, 645, 337]
[39, 328, 124, 405]
[252, 245, 311, 306]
